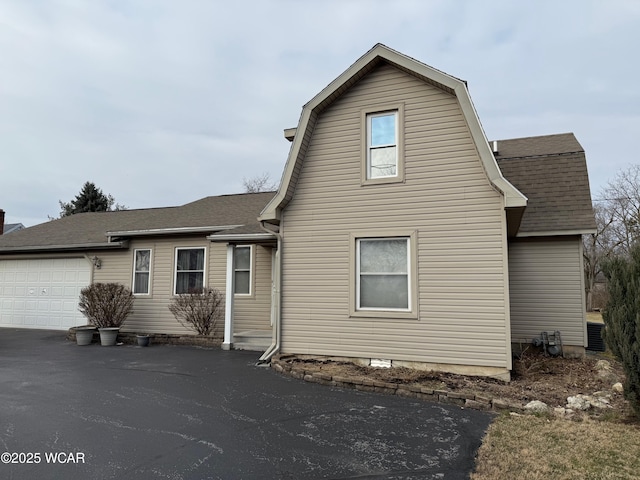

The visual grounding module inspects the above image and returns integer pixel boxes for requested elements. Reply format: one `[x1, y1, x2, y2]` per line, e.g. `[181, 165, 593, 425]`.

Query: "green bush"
[602, 245, 640, 416]
[78, 282, 134, 329]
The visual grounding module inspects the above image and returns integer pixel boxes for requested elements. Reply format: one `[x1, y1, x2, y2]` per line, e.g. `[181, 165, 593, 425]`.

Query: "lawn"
[472, 414, 640, 479]
[471, 318, 640, 479]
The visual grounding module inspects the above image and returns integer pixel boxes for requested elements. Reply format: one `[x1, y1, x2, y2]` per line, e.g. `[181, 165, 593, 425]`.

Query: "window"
[234, 246, 252, 295]
[133, 249, 151, 295]
[357, 238, 409, 310]
[367, 111, 397, 179]
[174, 248, 205, 294]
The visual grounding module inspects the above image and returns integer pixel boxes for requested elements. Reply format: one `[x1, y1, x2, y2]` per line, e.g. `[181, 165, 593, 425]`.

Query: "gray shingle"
[0, 192, 275, 252]
[0, 132, 596, 250]
[495, 133, 596, 234]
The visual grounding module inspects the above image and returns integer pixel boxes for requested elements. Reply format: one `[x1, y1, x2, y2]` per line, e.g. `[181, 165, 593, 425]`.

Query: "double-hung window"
[133, 249, 151, 295]
[174, 247, 205, 294]
[357, 238, 409, 310]
[233, 246, 252, 295]
[367, 111, 398, 179]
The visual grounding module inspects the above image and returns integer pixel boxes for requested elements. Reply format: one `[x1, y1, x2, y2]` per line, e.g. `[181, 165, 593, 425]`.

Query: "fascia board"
[207, 233, 276, 242]
[0, 241, 129, 254]
[380, 46, 527, 208]
[452, 83, 528, 208]
[259, 107, 313, 223]
[516, 229, 597, 237]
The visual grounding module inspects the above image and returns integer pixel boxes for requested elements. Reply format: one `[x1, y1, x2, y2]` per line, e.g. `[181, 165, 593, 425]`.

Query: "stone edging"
[270, 356, 524, 413]
[67, 327, 222, 348]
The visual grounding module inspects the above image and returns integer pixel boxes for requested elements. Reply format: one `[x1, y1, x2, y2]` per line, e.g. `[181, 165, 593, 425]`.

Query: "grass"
[472, 414, 640, 479]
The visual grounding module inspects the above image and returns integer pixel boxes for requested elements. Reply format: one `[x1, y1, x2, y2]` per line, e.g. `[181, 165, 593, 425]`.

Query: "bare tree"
[602, 165, 640, 253]
[583, 204, 619, 310]
[584, 165, 640, 310]
[242, 172, 277, 193]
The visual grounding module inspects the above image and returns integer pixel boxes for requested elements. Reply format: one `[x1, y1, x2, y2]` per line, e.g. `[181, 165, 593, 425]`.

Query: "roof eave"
[0, 241, 129, 254]
[106, 225, 243, 238]
[516, 229, 597, 238]
[207, 233, 276, 243]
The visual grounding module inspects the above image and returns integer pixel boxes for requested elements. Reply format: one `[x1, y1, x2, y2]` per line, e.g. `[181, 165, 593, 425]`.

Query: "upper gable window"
[367, 111, 398, 179]
[361, 104, 404, 185]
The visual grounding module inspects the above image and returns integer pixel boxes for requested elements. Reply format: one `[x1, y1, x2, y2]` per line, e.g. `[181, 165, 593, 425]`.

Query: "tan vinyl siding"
[508, 236, 587, 346]
[92, 238, 220, 335]
[233, 245, 273, 333]
[280, 63, 510, 369]
[90, 239, 272, 336]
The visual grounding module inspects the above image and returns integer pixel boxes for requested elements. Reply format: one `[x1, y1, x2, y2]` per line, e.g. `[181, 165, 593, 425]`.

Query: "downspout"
[258, 221, 281, 363]
[83, 254, 98, 284]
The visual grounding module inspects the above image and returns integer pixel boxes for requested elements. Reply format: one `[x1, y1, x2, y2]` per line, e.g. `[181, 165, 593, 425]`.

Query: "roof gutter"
[516, 229, 597, 237]
[0, 241, 129, 254]
[107, 225, 242, 239]
[258, 221, 281, 364]
[207, 232, 276, 243]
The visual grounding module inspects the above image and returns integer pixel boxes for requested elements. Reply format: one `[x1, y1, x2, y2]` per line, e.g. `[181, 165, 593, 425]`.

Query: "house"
[0, 44, 595, 380]
[2, 224, 25, 235]
[257, 44, 595, 380]
[0, 209, 25, 235]
[0, 193, 277, 350]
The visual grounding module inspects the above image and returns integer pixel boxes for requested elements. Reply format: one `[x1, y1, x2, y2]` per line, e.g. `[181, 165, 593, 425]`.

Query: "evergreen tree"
[57, 182, 126, 218]
[602, 244, 640, 417]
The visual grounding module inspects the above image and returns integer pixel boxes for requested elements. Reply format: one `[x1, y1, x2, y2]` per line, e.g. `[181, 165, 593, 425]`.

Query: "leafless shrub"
[78, 282, 134, 328]
[168, 287, 223, 336]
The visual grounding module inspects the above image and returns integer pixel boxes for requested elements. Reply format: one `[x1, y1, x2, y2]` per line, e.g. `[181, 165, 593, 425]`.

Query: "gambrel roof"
[259, 43, 527, 224]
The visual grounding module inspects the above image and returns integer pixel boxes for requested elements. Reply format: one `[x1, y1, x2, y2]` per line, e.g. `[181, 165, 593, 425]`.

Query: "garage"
[0, 258, 91, 330]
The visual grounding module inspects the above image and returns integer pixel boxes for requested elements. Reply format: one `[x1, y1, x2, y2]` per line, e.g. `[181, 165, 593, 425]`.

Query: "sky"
[1, 0, 639, 227]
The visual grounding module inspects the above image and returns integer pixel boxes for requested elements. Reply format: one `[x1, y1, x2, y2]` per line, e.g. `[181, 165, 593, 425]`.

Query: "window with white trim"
[367, 111, 398, 179]
[133, 249, 151, 295]
[174, 247, 205, 294]
[357, 237, 409, 310]
[234, 246, 251, 295]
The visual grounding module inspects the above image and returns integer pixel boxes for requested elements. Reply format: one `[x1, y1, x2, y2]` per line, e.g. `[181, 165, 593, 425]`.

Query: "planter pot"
[75, 327, 97, 346]
[137, 335, 151, 347]
[98, 327, 120, 346]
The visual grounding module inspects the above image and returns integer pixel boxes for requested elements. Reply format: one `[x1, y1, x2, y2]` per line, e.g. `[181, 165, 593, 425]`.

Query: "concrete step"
[233, 330, 272, 351]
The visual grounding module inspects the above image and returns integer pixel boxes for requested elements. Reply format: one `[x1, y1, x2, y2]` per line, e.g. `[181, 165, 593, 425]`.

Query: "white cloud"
[1, 0, 638, 224]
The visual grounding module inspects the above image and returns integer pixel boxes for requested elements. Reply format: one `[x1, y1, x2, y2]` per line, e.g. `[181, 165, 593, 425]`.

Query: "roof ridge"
[497, 150, 585, 160]
[492, 132, 576, 143]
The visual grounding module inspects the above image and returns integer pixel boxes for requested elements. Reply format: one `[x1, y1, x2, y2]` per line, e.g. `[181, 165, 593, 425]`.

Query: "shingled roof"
[495, 133, 596, 235]
[0, 192, 275, 253]
[0, 133, 595, 251]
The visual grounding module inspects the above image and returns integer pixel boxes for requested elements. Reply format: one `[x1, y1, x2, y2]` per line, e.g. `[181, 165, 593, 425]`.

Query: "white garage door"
[0, 258, 91, 330]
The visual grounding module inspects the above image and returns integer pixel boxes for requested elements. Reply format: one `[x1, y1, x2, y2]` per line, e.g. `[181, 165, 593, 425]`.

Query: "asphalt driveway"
[0, 329, 493, 479]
